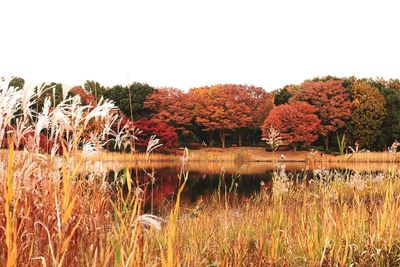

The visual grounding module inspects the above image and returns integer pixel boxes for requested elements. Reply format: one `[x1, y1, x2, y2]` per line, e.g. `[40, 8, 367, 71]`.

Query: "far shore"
[3, 147, 400, 163]
[80, 147, 400, 163]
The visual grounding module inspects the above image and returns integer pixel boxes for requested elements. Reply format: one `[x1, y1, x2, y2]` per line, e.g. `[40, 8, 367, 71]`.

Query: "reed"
[0, 79, 164, 266]
[3, 156, 400, 266]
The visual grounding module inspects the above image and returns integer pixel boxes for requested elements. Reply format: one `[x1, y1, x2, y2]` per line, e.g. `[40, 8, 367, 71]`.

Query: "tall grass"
[0, 79, 167, 266]
[144, 171, 400, 266]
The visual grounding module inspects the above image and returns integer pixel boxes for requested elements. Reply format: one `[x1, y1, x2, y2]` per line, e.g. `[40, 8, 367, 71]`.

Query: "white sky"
[1, 0, 399, 91]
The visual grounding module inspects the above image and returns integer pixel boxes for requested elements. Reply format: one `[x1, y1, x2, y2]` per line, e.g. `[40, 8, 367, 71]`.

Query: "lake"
[88, 160, 400, 210]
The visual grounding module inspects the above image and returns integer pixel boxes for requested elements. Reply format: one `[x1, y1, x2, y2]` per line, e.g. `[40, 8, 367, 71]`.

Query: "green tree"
[36, 82, 65, 110]
[9, 76, 25, 89]
[348, 80, 386, 149]
[272, 85, 298, 105]
[367, 78, 400, 149]
[84, 80, 106, 101]
[311, 75, 342, 82]
[104, 82, 154, 120]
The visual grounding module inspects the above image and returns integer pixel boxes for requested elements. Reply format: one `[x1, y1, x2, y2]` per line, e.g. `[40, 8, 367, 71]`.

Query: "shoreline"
[82, 147, 400, 163]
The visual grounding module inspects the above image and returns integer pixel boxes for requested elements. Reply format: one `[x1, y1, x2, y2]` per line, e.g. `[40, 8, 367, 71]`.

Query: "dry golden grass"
[67, 147, 400, 166]
[82, 150, 177, 162]
[76, 150, 400, 177]
[146, 175, 400, 266]
[76, 147, 326, 166]
[116, 173, 400, 266]
[188, 147, 317, 162]
[336, 152, 400, 163]
[2, 147, 400, 266]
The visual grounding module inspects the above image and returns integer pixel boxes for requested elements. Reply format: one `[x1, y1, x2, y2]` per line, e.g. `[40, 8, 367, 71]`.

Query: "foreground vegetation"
[2, 150, 400, 266]
[152, 171, 400, 266]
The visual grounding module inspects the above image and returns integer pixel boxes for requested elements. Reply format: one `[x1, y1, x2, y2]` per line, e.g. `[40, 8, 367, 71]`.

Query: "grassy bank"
[86, 147, 325, 163]
[335, 152, 400, 163]
[84, 147, 400, 163]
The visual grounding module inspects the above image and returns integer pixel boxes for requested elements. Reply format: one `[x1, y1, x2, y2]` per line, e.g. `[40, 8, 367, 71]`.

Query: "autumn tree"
[144, 87, 193, 135]
[133, 118, 178, 151]
[262, 101, 320, 150]
[292, 80, 352, 150]
[387, 78, 400, 91]
[189, 84, 253, 148]
[70, 86, 98, 106]
[237, 86, 274, 146]
[347, 80, 386, 148]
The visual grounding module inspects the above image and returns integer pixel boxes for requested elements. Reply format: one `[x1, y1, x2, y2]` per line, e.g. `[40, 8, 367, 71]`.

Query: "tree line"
[7, 76, 400, 152]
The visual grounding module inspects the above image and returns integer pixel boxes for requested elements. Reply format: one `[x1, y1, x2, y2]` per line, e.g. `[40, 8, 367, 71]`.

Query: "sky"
[1, 0, 400, 91]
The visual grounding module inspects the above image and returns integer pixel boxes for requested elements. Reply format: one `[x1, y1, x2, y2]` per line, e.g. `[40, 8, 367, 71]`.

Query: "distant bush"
[234, 151, 251, 163]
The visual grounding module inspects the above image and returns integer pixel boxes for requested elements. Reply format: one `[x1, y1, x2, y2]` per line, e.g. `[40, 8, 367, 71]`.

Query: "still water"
[101, 160, 400, 209]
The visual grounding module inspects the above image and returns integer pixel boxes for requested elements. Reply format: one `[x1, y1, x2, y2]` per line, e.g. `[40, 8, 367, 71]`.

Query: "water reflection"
[109, 167, 277, 211]
[100, 161, 400, 210]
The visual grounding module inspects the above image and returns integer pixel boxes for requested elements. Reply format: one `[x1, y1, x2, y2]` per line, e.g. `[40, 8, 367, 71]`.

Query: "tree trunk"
[292, 143, 298, 151]
[128, 86, 133, 121]
[323, 135, 329, 150]
[238, 129, 243, 147]
[220, 128, 226, 149]
[336, 131, 346, 155]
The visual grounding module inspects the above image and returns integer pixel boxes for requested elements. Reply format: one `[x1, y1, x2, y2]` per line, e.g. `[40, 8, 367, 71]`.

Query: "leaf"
[62, 196, 76, 225]
[60, 217, 82, 255]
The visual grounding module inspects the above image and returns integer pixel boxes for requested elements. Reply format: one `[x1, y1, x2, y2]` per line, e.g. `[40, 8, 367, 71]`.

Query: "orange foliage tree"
[144, 87, 193, 134]
[262, 101, 320, 150]
[292, 80, 352, 149]
[238, 86, 274, 146]
[189, 84, 254, 148]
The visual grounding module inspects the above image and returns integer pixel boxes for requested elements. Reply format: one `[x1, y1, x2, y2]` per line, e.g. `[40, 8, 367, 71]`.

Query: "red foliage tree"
[133, 118, 178, 151]
[245, 86, 275, 126]
[144, 87, 193, 134]
[70, 86, 98, 106]
[262, 102, 320, 150]
[292, 80, 352, 149]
